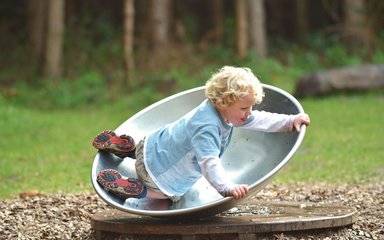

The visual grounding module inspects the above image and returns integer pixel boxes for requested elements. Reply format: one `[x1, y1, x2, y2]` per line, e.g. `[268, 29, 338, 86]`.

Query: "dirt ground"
[0, 182, 382, 240]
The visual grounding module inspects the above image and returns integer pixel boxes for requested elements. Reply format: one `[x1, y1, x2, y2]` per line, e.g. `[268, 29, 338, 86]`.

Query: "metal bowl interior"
[91, 84, 306, 218]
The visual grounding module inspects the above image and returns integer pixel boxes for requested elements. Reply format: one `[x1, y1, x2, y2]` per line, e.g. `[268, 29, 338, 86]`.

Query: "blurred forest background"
[1, 0, 384, 198]
[1, 0, 384, 108]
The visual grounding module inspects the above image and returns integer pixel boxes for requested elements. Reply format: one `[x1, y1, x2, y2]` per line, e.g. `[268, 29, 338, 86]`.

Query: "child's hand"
[231, 184, 249, 200]
[293, 113, 310, 132]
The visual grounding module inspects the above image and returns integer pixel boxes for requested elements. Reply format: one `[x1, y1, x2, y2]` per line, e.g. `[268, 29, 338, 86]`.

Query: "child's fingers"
[294, 114, 310, 132]
[233, 185, 248, 200]
[294, 122, 302, 132]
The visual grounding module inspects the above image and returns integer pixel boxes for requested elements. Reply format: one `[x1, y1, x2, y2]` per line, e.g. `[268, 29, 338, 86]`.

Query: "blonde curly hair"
[205, 66, 264, 106]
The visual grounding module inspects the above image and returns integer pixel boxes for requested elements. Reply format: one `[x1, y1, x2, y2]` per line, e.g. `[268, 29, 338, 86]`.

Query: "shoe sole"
[97, 169, 146, 199]
[92, 130, 136, 157]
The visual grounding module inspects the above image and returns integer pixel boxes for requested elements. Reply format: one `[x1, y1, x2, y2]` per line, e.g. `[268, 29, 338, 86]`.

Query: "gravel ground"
[0, 182, 382, 240]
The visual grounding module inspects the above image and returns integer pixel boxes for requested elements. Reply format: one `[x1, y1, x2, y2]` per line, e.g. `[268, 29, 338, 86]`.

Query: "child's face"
[216, 92, 255, 126]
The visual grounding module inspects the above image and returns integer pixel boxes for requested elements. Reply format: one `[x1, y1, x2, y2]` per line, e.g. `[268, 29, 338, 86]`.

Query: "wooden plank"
[90, 201, 358, 239]
[238, 233, 256, 240]
[181, 236, 197, 240]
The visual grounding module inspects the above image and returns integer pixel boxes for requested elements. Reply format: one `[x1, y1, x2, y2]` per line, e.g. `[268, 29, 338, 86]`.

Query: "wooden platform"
[90, 200, 358, 240]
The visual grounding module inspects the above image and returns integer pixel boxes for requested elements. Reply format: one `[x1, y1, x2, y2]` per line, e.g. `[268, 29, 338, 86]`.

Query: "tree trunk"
[151, 0, 171, 57]
[295, 0, 309, 41]
[345, 0, 364, 27]
[136, 0, 151, 67]
[211, 0, 224, 43]
[123, 0, 135, 89]
[198, 0, 224, 48]
[43, 0, 65, 81]
[27, 0, 47, 75]
[235, 0, 248, 59]
[248, 0, 267, 59]
[344, 0, 370, 49]
[265, 0, 292, 39]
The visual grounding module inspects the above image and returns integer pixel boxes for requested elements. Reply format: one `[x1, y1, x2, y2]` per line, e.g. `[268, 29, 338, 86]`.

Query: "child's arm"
[241, 110, 310, 132]
[198, 156, 249, 200]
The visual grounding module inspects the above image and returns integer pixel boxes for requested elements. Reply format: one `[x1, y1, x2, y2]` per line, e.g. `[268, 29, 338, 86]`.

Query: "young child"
[93, 66, 310, 202]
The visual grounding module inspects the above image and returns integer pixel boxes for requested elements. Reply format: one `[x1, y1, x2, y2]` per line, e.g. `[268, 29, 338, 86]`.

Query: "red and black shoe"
[97, 169, 147, 199]
[92, 130, 136, 159]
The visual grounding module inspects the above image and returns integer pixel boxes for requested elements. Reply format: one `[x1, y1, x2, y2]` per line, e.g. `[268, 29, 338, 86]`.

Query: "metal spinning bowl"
[91, 84, 306, 218]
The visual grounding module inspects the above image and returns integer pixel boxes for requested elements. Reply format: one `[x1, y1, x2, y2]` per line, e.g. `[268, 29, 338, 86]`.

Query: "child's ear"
[212, 99, 220, 106]
[214, 101, 226, 111]
[211, 98, 219, 105]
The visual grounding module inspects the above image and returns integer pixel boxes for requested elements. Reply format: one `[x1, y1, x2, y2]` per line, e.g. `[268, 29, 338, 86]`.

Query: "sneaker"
[92, 130, 136, 158]
[97, 169, 147, 199]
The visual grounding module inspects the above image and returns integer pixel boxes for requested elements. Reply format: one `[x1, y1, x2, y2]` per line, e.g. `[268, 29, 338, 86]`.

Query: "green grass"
[0, 99, 143, 199]
[276, 92, 384, 184]
[1, 89, 383, 199]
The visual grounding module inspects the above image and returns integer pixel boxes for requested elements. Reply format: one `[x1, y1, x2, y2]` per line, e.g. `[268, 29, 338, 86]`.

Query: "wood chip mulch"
[0, 182, 382, 240]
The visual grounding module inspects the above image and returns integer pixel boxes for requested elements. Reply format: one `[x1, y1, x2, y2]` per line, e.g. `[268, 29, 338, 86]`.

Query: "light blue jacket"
[143, 99, 294, 196]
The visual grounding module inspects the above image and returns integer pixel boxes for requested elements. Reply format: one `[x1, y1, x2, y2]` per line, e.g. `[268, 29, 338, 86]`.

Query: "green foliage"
[43, 72, 106, 108]
[3, 71, 108, 109]
[323, 44, 362, 67]
[372, 50, 384, 63]
[205, 46, 234, 65]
